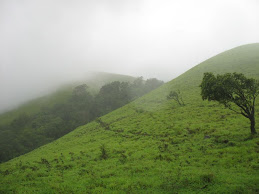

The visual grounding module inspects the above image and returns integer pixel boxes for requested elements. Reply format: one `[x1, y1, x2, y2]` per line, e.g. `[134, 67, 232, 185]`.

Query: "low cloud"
[0, 0, 259, 112]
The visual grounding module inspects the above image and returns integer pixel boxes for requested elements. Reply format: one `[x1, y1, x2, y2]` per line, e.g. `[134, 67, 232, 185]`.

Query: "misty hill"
[0, 73, 163, 162]
[1, 44, 259, 193]
[0, 72, 136, 126]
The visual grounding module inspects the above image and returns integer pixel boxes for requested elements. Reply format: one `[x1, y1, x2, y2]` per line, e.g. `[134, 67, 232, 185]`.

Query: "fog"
[0, 0, 259, 113]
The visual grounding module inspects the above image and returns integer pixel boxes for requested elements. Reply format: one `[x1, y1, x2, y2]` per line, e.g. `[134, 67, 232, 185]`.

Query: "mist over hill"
[1, 0, 259, 113]
[0, 72, 136, 114]
[0, 73, 163, 162]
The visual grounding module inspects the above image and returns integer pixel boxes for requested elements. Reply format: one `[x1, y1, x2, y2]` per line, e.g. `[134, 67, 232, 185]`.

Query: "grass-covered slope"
[1, 44, 259, 193]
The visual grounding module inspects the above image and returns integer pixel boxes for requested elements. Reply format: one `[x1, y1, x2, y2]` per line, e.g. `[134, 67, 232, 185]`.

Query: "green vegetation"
[0, 77, 163, 162]
[200, 72, 259, 134]
[167, 90, 185, 106]
[0, 72, 136, 126]
[0, 44, 259, 193]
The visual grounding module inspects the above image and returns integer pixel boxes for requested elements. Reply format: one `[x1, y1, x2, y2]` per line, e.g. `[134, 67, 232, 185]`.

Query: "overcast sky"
[0, 0, 259, 112]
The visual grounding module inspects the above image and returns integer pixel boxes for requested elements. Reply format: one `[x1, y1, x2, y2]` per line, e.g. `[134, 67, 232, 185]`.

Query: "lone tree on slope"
[167, 90, 185, 106]
[200, 72, 259, 134]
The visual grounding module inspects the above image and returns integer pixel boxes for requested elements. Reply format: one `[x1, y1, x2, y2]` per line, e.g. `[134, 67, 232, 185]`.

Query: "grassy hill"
[0, 73, 163, 163]
[1, 44, 259, 193]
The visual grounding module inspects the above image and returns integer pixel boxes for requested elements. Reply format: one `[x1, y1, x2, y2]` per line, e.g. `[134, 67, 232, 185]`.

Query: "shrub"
[100, 144, 108, 160]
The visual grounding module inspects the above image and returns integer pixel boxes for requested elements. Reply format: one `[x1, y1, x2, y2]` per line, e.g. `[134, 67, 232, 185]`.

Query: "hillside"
[1, 44, 259, 193]
[0, 72, 136, 126]
[0, 73, 164, 163]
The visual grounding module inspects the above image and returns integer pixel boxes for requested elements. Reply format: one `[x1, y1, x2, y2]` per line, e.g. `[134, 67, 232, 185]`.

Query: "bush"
[100, 144, 108, 160]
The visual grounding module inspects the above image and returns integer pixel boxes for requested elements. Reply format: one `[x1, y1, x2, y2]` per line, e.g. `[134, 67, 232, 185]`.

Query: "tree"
[144, 78, 164, 92]
[71, 84, 92, 103]
[11, 113, 30, 132]
[94, 81, 130, 115]
[129, 77, 146, 98]
[200, 72, 259, 134]
[167, 90, 185, 106]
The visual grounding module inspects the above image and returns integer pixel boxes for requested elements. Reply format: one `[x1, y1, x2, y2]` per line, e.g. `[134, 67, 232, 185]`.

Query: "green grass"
[1, 43, 259, 193]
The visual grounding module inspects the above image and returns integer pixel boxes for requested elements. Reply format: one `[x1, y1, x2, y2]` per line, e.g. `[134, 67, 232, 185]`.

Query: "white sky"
[0, 0, 259, 112]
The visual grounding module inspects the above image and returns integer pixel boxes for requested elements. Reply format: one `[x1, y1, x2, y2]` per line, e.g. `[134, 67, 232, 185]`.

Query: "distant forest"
[0, 77, 163, 162]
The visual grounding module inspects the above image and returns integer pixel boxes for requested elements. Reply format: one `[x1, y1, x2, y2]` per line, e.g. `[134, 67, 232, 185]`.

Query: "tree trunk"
[250, 115, 256, 134]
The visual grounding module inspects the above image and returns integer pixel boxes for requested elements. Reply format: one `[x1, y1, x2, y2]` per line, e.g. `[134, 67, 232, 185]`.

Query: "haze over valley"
[1, 0, 259, 112]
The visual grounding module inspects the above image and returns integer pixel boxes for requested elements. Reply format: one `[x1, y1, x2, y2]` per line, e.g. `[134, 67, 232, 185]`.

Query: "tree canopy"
[200, 72, 259, 134]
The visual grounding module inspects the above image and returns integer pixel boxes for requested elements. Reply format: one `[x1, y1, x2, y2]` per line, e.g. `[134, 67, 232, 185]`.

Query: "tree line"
[0, 78, 163, 162]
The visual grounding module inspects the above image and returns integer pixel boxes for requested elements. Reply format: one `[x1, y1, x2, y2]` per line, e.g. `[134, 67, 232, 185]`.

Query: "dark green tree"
[94, 81, 130, 115]
[71, 84, 93, 104]
[200, 72, 259, 134]
[130, 77, 145, 98]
